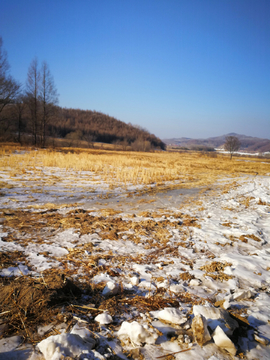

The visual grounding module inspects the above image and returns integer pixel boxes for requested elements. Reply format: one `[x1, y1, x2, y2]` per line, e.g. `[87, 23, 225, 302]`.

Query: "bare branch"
[40, 61, 59, 147]
[25, 58, 40, 145]
[0, 37, 20, 118]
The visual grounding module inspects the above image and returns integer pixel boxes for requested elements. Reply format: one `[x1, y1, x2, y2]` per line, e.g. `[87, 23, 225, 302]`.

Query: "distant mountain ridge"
[163, 133, 270, 153]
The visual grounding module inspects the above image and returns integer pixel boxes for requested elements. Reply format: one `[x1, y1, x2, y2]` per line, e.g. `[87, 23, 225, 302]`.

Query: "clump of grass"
[0, 181, 14, 189]
[200, 261, 233, 282]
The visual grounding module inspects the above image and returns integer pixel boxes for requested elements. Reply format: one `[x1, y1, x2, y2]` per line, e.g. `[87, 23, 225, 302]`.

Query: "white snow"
[0, 264, 29, 277]
[70, 323, 96, 346]
[130, 275, 140, 285]
[102, 281, 120, 296]
[152, 307, 188, 325]
[193, 305, 238, 336]
[117, 321, 158, 346]
[1, 163, 270, 359]
[94, 312, 113, 325]
[212, 326, 237, 355]
[37, 333, 95, 360]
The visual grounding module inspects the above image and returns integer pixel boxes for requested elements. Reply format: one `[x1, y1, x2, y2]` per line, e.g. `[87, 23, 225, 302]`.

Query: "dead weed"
[200, 261, 233, 282]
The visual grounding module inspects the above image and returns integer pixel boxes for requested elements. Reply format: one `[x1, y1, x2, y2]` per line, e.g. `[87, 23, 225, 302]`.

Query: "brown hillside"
[47, 108, 166, 149]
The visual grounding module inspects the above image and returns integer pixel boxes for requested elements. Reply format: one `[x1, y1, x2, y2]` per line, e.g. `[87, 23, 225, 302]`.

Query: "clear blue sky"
[1, 0, 269, 139]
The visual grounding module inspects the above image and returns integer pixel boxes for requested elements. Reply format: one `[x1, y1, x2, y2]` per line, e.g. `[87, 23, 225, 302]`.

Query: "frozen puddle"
[0, 165, 201, 211]
[83, 186, 201, 212]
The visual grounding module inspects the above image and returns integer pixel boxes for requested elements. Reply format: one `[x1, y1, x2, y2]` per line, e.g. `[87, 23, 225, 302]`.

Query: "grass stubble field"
[0, 145, 270, 360]
[1, 146, 269, 188]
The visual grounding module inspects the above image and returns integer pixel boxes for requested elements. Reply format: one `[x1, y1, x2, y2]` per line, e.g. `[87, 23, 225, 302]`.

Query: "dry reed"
[0, 147, 269, 190]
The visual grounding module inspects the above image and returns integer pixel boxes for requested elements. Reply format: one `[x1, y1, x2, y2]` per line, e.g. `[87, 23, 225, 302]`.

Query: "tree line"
[0, 37, 165, 151]
[0, 37, 58, 147]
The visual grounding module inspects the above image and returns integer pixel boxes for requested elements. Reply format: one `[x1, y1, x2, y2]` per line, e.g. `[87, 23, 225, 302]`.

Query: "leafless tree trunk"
[40, 61, 58, 147]
[83, 133, 96, 148]
[15, 95, 26, 144]
[0, 106, 13, 141]
[26, 58, 40, 146]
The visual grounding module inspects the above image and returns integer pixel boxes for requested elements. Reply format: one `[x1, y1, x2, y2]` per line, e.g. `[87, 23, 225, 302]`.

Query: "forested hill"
[48, 108, 166, 149]
[0, 37, 165, 150]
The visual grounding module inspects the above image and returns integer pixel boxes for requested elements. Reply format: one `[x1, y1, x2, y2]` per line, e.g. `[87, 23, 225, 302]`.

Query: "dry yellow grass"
[0, 146, 269, 189]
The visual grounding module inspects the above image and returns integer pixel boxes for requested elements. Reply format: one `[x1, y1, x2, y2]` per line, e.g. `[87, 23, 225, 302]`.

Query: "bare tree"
[26, 58, 40, 145]
[40, 61, 58, 147]
[83, 133, 96, 148]
[131, 138, 152, 152]
[0, 37, 20, 121]
[224, 136, 241, 159]
[14, 94, 26, 144]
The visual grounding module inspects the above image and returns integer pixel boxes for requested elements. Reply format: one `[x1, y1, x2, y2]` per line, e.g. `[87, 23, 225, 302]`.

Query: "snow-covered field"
[0, 164, 270, 360]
